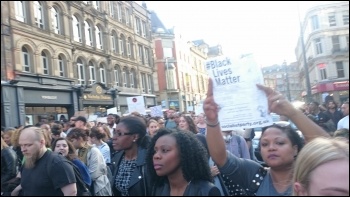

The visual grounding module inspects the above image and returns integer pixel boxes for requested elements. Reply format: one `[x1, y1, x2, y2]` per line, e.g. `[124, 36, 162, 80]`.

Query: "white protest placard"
[88, 115, 98, 122]
[127, 96, 146, 115]
[205, 55, 273, 130]
[107, 107, 118, 115]
[150, 105, 163, 117]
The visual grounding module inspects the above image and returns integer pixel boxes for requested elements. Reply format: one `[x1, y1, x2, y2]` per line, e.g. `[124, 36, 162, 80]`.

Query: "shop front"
[311, 80, 349, 104]
[79, 83, 114, 117]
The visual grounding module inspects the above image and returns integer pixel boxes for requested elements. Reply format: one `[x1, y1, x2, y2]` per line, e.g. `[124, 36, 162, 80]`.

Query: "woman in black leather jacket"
[110, 116, 151, 196]
[146, 128, 221, 196]
[1, 137, 18, 186]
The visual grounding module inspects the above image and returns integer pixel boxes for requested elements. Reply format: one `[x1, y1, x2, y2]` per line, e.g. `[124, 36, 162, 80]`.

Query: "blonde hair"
[1, 137, 9, 150]
[293, 137, 349, 196]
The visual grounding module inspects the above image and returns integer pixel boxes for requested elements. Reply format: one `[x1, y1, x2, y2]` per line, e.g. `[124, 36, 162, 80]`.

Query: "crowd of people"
[1, 79, 349, 196]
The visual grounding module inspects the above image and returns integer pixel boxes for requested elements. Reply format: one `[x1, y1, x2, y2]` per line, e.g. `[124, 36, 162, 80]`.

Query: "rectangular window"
[125, 8, 130, 25]
[311, 15, 319, 30]
[122, 72, 127, 87]
[114, 70, 119, 86]
[336, 61, 345, 78]
[130, 73, 134, 88]
[328, 12, 336, 27]
[163, 47, 173, 58]
[332, 36, 340, 52]
[59, 59, 64, 77]
[117, 3, 122, 21]
[34, 2, 44, 29]
[109, 2, 114, 17]
[100, 68, 106, 83]
[315, 38, 323, 55]
[92, 1, 100, 10]
[343, 12, 349, 25]
[144, 48, 149, 65]
[15, 1, 25, 22]
[320, 68, 327, 80]
[135, 17, 141, 35]
[147, 74, 153, 93]
[141, 73, 146, 93]
[138, 45, 144, 64]
[141, 21, 146, 37]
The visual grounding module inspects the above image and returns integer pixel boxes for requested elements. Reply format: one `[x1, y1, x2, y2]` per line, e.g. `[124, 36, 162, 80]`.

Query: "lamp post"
[298, 4, 312, 103]
[283, 60, 291, 101]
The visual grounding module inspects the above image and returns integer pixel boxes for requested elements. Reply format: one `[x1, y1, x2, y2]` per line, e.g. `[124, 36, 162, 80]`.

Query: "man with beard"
[11, 126, 77, 196]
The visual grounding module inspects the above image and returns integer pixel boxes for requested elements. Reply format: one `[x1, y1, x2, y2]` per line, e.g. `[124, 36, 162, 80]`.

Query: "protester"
[333, 128, 349, 140]
[325, 100, 343, 127]
[147, 119, 160, 137]
[178, 115, 198, 134]
[222, 130, 250, 159]
[293, 137, 349, 196]
[157, 118, 166, 128]
[110, 116, 151, 196]
[89, 126, 111, 164]
[337, 101, 349, 129]
[196, 113, 207, 135]
[203, 78, 329, 196]
[1, 137, 18, 187]
[2, 128, 15, 147]
[146, 128, 221, 196]
[107, 114, 117, 137]
[12, 126, 76, 196]
[165, 109, 177, 129]
[51, 137, 92, 187]
[67, 128, 112, 196]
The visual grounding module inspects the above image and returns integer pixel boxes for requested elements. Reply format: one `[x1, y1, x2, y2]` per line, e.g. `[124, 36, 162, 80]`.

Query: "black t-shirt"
[21, 150, 76, 196]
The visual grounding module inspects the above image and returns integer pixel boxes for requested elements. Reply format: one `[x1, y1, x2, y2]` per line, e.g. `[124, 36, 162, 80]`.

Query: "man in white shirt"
[107, 114, 117, 137]
[337, 101, 349, 129]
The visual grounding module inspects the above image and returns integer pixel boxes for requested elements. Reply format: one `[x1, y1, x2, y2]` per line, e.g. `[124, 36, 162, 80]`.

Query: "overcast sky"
[138, 1, 346, 67]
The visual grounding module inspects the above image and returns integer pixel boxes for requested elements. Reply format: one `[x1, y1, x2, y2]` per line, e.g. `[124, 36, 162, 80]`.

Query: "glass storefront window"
[25, 107, 68, 124]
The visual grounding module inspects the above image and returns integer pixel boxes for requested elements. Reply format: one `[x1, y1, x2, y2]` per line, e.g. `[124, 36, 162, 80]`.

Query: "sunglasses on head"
[262, 121, 292, 131]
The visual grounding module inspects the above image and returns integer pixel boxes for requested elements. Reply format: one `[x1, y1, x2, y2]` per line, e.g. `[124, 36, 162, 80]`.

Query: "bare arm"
[256, 84, 329, 142]
[203, 79, 227, 167]
[61, 183, 77, 196]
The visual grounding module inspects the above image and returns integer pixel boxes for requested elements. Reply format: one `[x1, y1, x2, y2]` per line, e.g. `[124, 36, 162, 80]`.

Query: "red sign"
[317, 63, 326, 69]
[311, 81, 349, 94]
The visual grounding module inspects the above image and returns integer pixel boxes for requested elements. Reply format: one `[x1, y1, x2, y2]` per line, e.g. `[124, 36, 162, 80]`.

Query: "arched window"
[58, 54, 66, 77]
[127, 39, 131, 58]
[34, 1, 44, 29]
[119, 35, 125, 56]
[99, 64, 106, 84]
[77, 58, 85, 85]
[15, 1, 26, 22]
[41, 51, 49, 75]
[51, 6, 61, 34]
[84, 21, 92, 46]
[89, 62, 96, 85]
[73, 15, 81, 42]
[22, 46, 31, 72]
[111, 31, 119, 53]
[122, 68, 127, 87]
[95, 26, 103, 49]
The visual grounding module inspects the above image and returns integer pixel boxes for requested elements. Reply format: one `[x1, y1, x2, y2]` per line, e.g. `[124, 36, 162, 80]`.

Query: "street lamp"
[283, 60, 291, 101]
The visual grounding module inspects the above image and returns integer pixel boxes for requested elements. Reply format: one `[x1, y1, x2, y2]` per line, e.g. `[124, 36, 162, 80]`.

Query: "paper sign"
[127, 96, 146, 115]
[205, 55, 273, 130]
[150, 105, 163, 117]
[88, 115, 98, 122]
[107, 107, 118, 115]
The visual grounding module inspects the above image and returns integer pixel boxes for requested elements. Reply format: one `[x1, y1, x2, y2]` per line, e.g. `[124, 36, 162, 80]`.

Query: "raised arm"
[203, 78, 227, 167]
[256, 84, 330, 142]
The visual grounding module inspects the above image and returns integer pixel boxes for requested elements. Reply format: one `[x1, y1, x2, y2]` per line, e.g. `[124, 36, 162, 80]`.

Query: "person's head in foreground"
[293, 137, 349, 196]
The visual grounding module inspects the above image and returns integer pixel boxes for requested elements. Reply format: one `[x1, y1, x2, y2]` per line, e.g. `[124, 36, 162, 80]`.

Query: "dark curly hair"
[180, 115, 198, 134]
[66, 127, 89, 141]
[146, 128, 212, 186]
